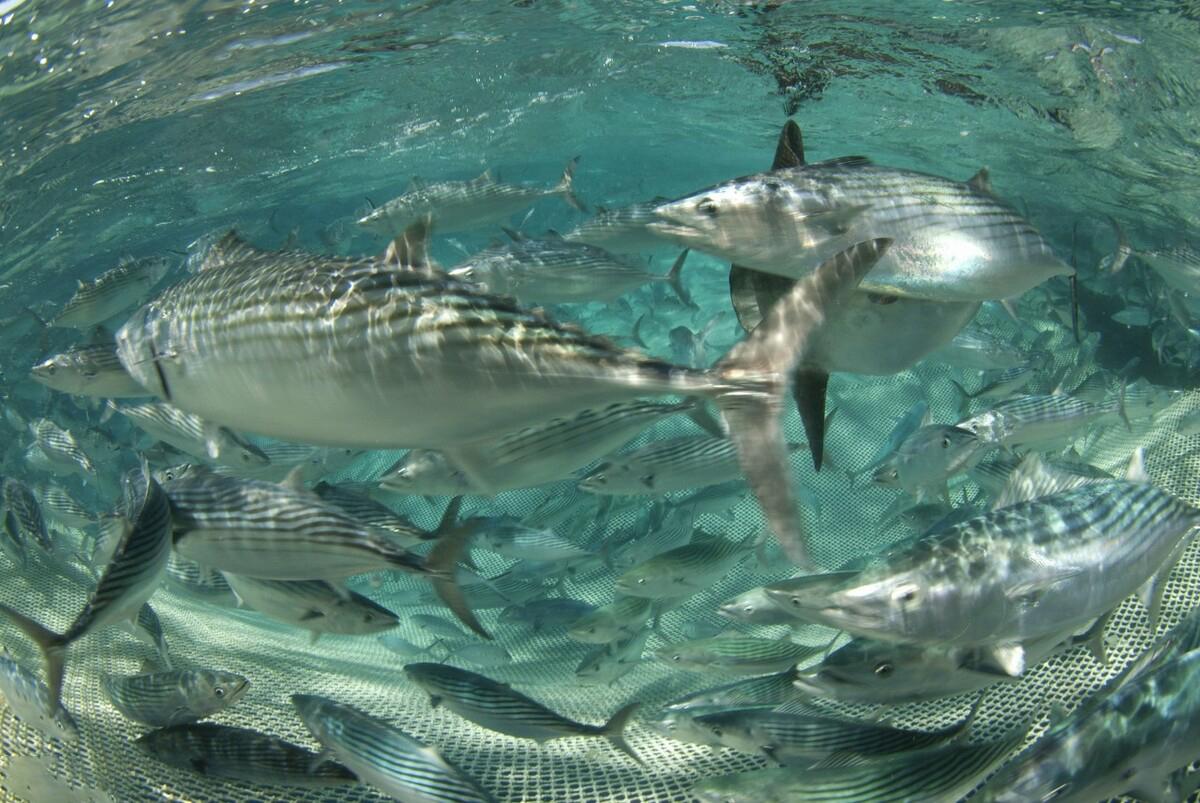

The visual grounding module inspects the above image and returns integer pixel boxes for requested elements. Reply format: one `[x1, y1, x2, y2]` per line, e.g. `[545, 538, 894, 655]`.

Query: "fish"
[0, 462, 172, 711]
[223, 573, 399, 642]
[851, 399, 929, 480]
[378, 449, 474, 496]
[1112, 306, 1151, 326]
[497, 598, 595, 631]
[403, 662, 642, 763]
[870, 424, 986, 503]
[101, 668, 249, 727]
[30, 341, 150, 398]
[312, 482, 435, 546]
[976, 618, 1200, 803]
[292, 694, 496, 802]
[717, 585, 806, 626]
[567, 596, 655, 644]
[400, 399, 717, 496]
[477, 521, 595, 562]
[990, 451, 1114, 510]
[358, 159, 584, 235]
[575, 628, 650, 686]
[442, 640, 513, 669]
[580, 436, 805, 496]
[135, 722, 358, 787]
[722, 121, 981, 470]
[958, 393, 1124, 449]
[691, 727, 1025, 803]
[109, 400, 270, 468]
[52, 256, 171, 329]
[115, 216, 892, 567]
[664, 667, 806, 712]
[930, 324, 1028, 370]
[0, 653, 79, 742]
[1177, 406, 1200, 436]
[969, 452, 1111, 500]
[950, 364, 1039, 412]
[449, 229, 691, 305]
[34, 483, 96, 530]
[770, 480, 1200, 676]
[615, 531, 756, 599]
[162, 470, 487, 638]
[656, 636, 828, 675]
[410, 613, 473, 642]
[127, 603, 172, 669]
[2, 478, 51, 554]
[562, 199, 668, 252]
[29, 418, 96, 477]
[1109, 218, 1200, 294]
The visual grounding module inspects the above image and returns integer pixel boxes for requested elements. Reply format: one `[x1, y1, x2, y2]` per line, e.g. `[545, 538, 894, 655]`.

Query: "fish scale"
[293, 694, 496, 802]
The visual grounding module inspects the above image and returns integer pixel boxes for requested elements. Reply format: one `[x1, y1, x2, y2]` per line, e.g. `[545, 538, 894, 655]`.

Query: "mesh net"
[1, 299, 1197, 803]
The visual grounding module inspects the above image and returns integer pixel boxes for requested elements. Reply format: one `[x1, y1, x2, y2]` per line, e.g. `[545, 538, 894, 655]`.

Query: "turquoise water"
[2, 2, 1200, 802]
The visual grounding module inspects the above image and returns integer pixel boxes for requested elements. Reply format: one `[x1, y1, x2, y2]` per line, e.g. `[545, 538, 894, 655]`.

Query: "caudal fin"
[557, 157, 587, 213]
[601, 701, 643, 764]
[664, 250, 696, 309]
[0, 603, 69, 713]
[1108, 216, 1132, 273]
[425, 497, 491, 640]
[712, 239, 891, 568]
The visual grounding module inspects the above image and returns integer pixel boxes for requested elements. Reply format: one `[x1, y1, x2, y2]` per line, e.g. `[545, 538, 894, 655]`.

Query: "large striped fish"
[292, 694, 495, 802]
[116, 219, 891, 567]
[222, 573, 399, 642]
[31, 341, 150, 398]
[313, 481, 435, 546]
[770, 480, 1200, 676]
[0, 462, 172, 711]
[109, 400, 270, 468]
[135, 722, 358, 787]
[52, 256, 171, 329]
[357, 159, 584, 236]
[403, 662, 642, 763]
[162, 470, 487, 637]
[101, 668, 248, 727]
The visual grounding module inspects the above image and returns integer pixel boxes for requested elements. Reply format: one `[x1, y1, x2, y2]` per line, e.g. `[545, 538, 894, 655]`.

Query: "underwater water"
[2, 1, 1200, 801]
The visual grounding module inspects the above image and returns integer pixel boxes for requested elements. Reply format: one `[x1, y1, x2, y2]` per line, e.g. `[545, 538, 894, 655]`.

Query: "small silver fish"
[576, 628, 650, 686]
[31, 342, 149, 398]
[111, 400, 270, 468]
[581, 437, 805, 496]
[615, 531, 755, 599]
[52, 256, 171, 329]
[567, 596, 655, 644]
[101, 668, 249, 727]
[224, 573, 399, 642]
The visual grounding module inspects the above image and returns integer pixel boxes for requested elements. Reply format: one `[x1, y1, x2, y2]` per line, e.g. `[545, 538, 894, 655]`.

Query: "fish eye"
[671, 654, 682, 662]
[696, 198, 719, 218]
[892, 584, 920, 605]
[636, 578, 646, 585]
[941, 436, 951, 448]
[46, 365, 57, 375]
[213, 686, 225, 698]
[764, 180, 781, 192]
[873, 662, 894, 678]
[889, 469, 899, 480]
[711, 727, 723, 737]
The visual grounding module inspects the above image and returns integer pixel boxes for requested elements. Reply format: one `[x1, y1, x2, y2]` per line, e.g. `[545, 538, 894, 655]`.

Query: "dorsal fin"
[773, 120, 805, 168]
[199, 231, 271, 272]
[811, 156, 872, 169]
[383, 217, 437, 271]
[967, 167, 993, 194]
[500, 226, 525, 242]
[473, 169, 494, 184]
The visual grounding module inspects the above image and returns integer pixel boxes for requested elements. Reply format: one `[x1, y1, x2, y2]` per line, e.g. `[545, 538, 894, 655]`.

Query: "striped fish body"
[652, 159, 1070, 302]
[378, 449, 474, 496]
[163, 473, 426, 581]
[478, 521, 593, 562]
[658, 637, 826, 675]
[164, 553, 238, 605]
[563, 200, 668, 253]
[991, 453, 1116, 510]
[718, 586, 803, 626]
[664, 668, 805, 712]
[615, 533, 753, 598]
[223, 573, 399, 638]
[403, 663, 640, 761]
[575, 628, 650, 686]
[694, 707, 965, 765]
[35, 483, 96, 530]
[977, 647, 1200, 803]
[583, 436, 804, 495]
[783, 481, 1200, 653]
[450, 236, 668, 304]
[871, 424, 984, 499]
[101, 668, 248, 727]
[0, 655, 78, 742]
[29, 418, 95, 477]
[692, 729, 1024, 803]
[932, 325, 1027, 370]
[53, 256, 171, 328]
[959, 394, 1119, 449]
[358, 160, 581, 236]
[312, 482, 430, 545]
[114, 401, 269, 469]
[131, 603, 171, 667]
[0, 465, 172, 710]
[3, 478, 50, 553]
[115, 233, 889, 569]
[428, 400, 704, 495]
[135, 722, 357, 787]
[607, 504, 697, 572]
[292, 694, 496, 802]
[970, 453, 1111, 500]
[567, 596, 654, 644]
[31, 342, 150, 398]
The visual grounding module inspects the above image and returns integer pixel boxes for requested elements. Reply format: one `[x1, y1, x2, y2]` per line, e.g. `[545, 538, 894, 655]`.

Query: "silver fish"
[312, 482, 434, 546]
[111, 400, 270, 468]
[652, 153, 1070, 302]
[871, 424, 985, 502]
[497, 597, 594, 632]
[403, 662, 641, 762]
[135, 722, 358, 787]
[223, 573, 399, 642]
[293, 694, 495, 802]
[931, 324, 1027, 370]
[477, 521, 594, 562]
[664, 667, 806, 712]
[615, 531, 755, 599]
[0, 653, 78, 742]
[851, 399, 929, 479]
[567, 596, 655, 644]
[442, 640, 513, 669]
[656, 636, 827, 675]
[378, 449, 473, 496]
[358, 159, 584, 235]
[771, 481, 1200, 676]
[450, 229, 690, 305]
[31, 342, 149, 398]
[29, 418, 96, 477]
[575, 628, 650, 686]
[717, 585, 804, 626]
[34, 483, 96, 530]
[1110, 218, 1200, 294]
[3, 478, 50, 554]
[52, 256, 171, 329]
[0, 462, 172, 710]
[562, 199, 668, 253]
[101, 668, 249, 726]
[959, 393, 1123, 449]
[115, 219, 891, 567]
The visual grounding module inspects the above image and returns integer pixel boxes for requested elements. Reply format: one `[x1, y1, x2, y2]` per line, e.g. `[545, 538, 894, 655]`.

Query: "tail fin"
[601, 701, 643, 764]
[557, 157, 587, 213]
[424, 497, 491, 640]
[0, 603, 68, 712]
[631, 313, 649, 350]
[1108, 216, 1132, 273]
[664, 250, 696, 309]
[712, 239, 891, 567]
